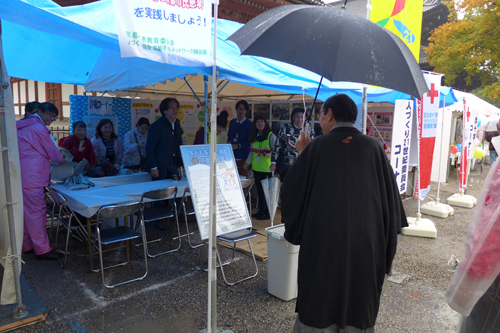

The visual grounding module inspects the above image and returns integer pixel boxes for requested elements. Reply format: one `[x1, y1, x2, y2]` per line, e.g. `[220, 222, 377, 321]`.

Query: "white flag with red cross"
[459, 100, 478, 190]
[415, 72, 442, 200]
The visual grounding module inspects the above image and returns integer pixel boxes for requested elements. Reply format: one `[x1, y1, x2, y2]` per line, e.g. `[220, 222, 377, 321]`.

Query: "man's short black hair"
[235, 100, 250, 113]
[159, 98, 179, 117]
[37, 102, 59, 117]
[73, 121, 86, 130]
[322, 94, 357, 124]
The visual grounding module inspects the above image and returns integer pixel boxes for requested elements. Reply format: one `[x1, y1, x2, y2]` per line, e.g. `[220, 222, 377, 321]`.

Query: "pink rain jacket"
[446, 159, 500, 315]
[17, 117, 64, 188]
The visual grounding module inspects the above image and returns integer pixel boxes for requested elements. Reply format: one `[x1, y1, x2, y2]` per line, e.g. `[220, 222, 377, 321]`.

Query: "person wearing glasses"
[227, 100, 252, 177]
[17, 102, 66, 260]
[145, 97, 183, 180]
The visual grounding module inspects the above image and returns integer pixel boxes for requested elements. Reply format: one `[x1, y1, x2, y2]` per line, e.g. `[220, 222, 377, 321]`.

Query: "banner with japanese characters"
[113, 0, 212, 65]
[415, 72, 442, 200]
[390, 100, 413, 194]
[460, 99, 478, 190]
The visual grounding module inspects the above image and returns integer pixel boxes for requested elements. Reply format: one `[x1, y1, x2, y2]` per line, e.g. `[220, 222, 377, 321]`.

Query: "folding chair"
[46, 187, 88, 268]
[240, 178, 255, 214]
[138, 186, 181, 257]
[178, 186, 203, 248]
[216, 228, 259, 286]
[44, 187, 59, 244]
[91, 201, 148, 288]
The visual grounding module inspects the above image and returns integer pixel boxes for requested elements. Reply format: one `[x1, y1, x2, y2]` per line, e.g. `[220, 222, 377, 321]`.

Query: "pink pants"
[22, 187, 51, 255]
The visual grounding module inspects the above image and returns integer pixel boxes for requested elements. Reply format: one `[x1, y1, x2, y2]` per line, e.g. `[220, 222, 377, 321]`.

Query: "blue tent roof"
[0, 0, 365, 100]
[0, 0, 463, 108]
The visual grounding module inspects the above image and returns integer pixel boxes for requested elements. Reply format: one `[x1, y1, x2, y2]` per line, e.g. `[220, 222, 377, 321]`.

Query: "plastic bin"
[265, 224, 300, 301]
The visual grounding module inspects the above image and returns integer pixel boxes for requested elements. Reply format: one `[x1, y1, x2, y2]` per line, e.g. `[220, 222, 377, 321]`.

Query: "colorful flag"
[370, 0, 423, 61]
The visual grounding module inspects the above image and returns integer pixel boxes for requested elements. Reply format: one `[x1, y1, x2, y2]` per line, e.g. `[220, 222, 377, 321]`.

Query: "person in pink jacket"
[17, 102, 66, 260]
[91, 119, 123, 165]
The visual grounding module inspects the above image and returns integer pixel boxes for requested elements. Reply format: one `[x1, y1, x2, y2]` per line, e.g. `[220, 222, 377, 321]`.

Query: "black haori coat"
[282, 125, 407, 330]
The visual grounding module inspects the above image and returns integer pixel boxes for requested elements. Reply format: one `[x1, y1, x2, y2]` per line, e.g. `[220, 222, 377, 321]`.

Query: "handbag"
[125, 132, 147, 170]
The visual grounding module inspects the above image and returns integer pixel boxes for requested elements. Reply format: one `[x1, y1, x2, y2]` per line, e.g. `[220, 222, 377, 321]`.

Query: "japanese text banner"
[390, 100, 413, 194]
[460, 100, 478, 190]
[113, 0, 212, 65]
[415, 72, 442, 200]
[370, 0, 423, 61]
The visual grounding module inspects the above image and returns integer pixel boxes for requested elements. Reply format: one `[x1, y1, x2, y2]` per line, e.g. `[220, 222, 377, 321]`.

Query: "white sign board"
[113, 0, 212, 65]
[390, 100, 413, 194]
[180, 144, 251, 240]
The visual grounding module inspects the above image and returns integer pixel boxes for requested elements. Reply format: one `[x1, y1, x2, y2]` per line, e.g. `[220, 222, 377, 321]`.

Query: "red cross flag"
[415, 72, 443, 200]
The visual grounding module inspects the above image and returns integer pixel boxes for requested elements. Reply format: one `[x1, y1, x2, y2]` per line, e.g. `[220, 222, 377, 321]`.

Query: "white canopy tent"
[0, 35, 24, 311]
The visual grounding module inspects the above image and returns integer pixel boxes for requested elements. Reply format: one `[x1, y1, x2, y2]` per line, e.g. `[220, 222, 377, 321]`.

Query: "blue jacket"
[226, 118, 252, 160]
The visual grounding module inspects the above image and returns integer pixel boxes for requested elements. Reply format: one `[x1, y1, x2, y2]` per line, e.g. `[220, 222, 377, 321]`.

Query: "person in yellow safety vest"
[193, 111, 228, 144]
[244, 115, 277, 220]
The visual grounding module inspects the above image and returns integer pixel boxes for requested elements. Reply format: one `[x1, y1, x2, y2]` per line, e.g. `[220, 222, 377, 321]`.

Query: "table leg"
[88, 217, 92, 270]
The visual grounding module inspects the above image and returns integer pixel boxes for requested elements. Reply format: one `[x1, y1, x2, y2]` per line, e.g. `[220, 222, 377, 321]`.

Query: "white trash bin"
[265, 224, 300, 301]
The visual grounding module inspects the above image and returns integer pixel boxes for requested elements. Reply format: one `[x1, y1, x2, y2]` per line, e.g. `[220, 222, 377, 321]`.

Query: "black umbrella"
[227, 5, 428, 100]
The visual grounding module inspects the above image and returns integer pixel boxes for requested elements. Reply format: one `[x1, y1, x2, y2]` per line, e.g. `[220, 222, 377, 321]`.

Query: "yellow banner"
[370, 0, 423, 61]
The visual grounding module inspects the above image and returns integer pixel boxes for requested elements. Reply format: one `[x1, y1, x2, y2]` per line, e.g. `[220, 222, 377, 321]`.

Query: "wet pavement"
[11, 161, 490, 332]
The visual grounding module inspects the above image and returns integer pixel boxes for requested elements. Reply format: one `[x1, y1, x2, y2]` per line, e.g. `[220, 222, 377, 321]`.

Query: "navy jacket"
[226, 118, 252, 160]
[145, 116, 183, 180]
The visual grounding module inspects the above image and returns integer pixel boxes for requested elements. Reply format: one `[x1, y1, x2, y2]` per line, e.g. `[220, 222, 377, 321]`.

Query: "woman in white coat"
[123, 117, 150, 169]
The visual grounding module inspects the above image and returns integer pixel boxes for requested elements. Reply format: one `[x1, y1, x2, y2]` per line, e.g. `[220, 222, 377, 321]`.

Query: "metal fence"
[49, 125, 69, 145]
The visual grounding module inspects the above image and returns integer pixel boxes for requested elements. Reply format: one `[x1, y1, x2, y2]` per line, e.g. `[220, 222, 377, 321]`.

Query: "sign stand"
[403, 98, 437, 238]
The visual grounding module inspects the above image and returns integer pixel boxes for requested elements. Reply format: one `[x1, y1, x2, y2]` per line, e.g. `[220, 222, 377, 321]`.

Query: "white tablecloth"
[86, 172, 152, 187]
[51, 179, 189, 218]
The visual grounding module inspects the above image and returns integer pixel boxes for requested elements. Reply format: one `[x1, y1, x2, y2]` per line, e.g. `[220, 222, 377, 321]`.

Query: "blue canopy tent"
[0, 0, 366, 103]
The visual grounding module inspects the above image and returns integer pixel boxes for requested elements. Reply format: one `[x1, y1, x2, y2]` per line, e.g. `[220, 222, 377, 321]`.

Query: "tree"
[425, 1, 500, 99]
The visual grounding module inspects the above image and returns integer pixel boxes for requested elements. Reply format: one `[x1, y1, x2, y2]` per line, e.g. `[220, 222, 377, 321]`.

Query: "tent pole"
[361, 0, 370, 135]
[207, 6, 219, 333]
[361, 86, 367, 134]
[0, 39, 26, 319]
[204, 76, 209, 144]
[436, 93, 446, 201]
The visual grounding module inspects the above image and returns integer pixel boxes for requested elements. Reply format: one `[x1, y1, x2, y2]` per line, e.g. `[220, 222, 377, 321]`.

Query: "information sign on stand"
[180, 144, 251, 240]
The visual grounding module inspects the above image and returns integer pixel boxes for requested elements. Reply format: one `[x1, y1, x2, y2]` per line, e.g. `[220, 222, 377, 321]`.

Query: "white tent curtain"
[0, 35, 24, 305]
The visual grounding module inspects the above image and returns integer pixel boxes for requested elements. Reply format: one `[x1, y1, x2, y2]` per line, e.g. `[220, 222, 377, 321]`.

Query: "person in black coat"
[145, 97, 183, 180]
[282, 94, 407, 333]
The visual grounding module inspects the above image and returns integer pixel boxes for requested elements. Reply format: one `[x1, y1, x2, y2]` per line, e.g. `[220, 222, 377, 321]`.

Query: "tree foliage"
[425, 1, 500, 99]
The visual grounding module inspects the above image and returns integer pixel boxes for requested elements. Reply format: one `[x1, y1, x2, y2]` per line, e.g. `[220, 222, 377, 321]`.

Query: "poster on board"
[180, 144, 251, 240]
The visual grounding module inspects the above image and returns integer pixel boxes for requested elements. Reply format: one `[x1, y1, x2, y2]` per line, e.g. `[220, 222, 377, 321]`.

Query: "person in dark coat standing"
[226, 100, 252, 177]
[282, 94, 407, 333]
[146, 97, 183, 180]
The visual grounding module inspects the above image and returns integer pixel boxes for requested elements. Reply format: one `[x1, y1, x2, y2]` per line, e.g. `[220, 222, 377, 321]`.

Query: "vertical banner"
[113, 0, 212, 65]
[370, 0, 423, 61]
[460, 100, 479, 190]
[390, 100, 413, 194]
[415, 72, 442, 200]
[180, 144, 252, 240]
